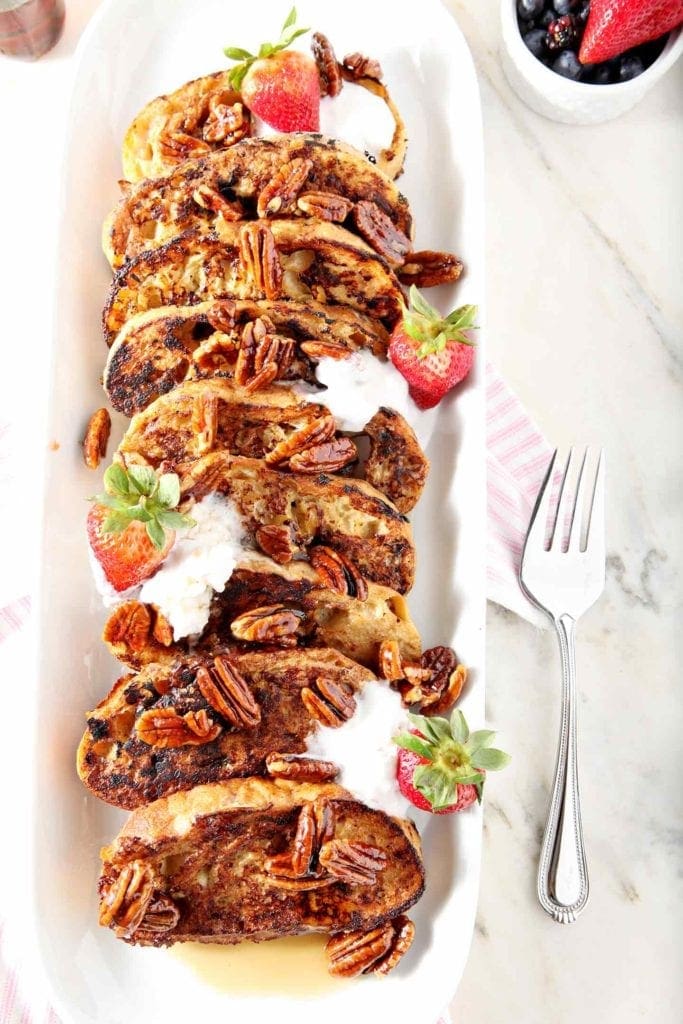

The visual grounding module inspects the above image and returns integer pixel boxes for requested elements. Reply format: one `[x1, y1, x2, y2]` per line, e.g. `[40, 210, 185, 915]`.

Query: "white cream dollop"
[138, 493, 249, 641]
[305, 680, 411, 819]
[294, 349, 438, 449]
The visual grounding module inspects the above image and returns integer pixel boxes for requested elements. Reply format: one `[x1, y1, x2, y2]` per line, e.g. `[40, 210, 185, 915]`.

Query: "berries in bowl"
[501, 0, 683, 124]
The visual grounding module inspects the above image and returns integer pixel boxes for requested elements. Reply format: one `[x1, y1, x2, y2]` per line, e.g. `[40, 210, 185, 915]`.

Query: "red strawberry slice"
[579, 0, 683, 65]
[388, 287, 477, 410]
[88, 504, 174, 593]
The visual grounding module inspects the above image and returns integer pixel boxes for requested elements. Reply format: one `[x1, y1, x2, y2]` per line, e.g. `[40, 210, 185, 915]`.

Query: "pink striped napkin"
[0, 364, 550, 1022]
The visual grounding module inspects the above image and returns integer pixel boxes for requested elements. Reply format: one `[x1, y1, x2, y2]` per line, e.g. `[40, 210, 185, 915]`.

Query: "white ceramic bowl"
[501, 0, 683, 124]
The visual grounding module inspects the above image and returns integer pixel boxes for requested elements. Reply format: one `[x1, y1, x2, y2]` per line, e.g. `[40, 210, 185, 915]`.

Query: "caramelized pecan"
[382, 643, 466, 712]
[256, 157, 313, 217]
[103, 602, 152, 652]
[352, 200, 411, 266]
[206, 299, 237, 333]
[373, 916, 416, 975]
[196, 655, 261, 728]
[318, 840, 386, 885]
[326, 924, 394, 977]
[288, 436, 358, 474]
[425, 663, 467, 715]
[135, 706, 222, 748]
[264, 414, 336, 465]
[234, 317, 293, 392]
[291, 802, 317, 876]
[301, 675, 356, 728]
[158, 129, 211, 161]
[297, 191, 353, 222]
[202, 97, 249, 144]
[134, 895, 180, 940]
[82, 408, 111, 470]
[239, 223, 282, 299]
[309, 545, 368, 600]
[192, 184, 242, 220]
[377, 639, 403, 681]
[99, 861, 155, 938]
[151, 609, 174, 647]
[398, 250, 464, 288]
[192, 392, 219, 454]
[255, 523, 296, 564]
[311, 32, 343, 97]
[341, 52, 383, 81]
[230, 604, 305, 645]
[299, 339, 350, 361]
[265, 752, 339, 782]
[264, 874, 334, 891]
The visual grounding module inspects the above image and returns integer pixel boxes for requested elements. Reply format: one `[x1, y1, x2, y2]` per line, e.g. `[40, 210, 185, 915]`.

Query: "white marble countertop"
[0, 1, 681, 1022]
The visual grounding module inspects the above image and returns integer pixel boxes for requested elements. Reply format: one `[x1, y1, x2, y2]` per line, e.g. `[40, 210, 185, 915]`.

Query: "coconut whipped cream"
[305, 680, 411, 819]
[294, 349, 438, 449]
[138, 493, 249, 641]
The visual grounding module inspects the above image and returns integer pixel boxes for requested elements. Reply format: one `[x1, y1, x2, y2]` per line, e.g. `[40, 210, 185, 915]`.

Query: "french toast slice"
[106, 134, 412, 269]
[103, 299, 389, 417]
[102, 221, 404, 344]
[98, 779, 425, 956]
[121, 70, 251, 182]
[102, 555, 421, 671]
[117, 378, 428, 513]
[177, 452, 415, 593]
[78, 648, 373, 809]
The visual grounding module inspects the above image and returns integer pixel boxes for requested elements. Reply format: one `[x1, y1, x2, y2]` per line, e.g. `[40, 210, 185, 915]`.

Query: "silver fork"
[519, 447, 605, 924]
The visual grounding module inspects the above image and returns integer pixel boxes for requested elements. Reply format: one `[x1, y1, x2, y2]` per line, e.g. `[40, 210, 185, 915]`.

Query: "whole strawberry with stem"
[579, 0, 683, 65]
[389, 286, 478, 410]
[224, 7, 319, 132]
[88, 463, 195, 593]
[394, 710, 510, 814]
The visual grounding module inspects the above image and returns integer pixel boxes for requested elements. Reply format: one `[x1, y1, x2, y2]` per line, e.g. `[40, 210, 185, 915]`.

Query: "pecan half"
[309, 545, 368, 600]
[83, 408, 111, 470]
[99, 861, 155, 938]
[151, 609, 174, 647]
[377, 639, 403, 681]
[326, 923, 394, 977]
[239, 223, 283, 299]
[264, 873, 334, 891]
[265, 752, 339, 782]
[318, 840, 386, 885]
[398, 250, 464, 288]
[192, 184, 242, 221]
[299, 339, 350, 361]
[426, 663, 467, 715]
[192, 392, 219, 455]
[373, 916, 416, 975]
[230, 604, 305, 645]
[134, 895, 180, 940]
[352, 201, 411, 266]
[234, 317, 294, 392]
[158, 129, 211, 161]
[380, 642, 466, 712]
[196, 655, 261, 728]
[312, 32, 343, 97]
[202, 97, 249, 144]
[297, 191, 353, 222]
[301, 675, 356, 728]
[257, 157, 313, 217]
[264, 414, 336, 465]
[135, 706, 222, 747]
[291, 802, 317, 876]
[206, 299, 237, 333]
[342, 52, 383, 81]
[408, 645, 459, 708]
[288, 436, 358, 474]
[255, 523, 296, 564]
[103, 602, 152, 652]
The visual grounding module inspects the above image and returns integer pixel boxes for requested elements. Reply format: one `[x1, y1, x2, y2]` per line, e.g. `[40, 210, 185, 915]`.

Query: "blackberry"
[546, 14, 578, 51]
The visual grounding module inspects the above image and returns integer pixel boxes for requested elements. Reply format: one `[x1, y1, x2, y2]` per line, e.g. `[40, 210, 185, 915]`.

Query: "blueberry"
[588, 63, 613, 84]
[540, 9, 556, 28]
[517, 0, 545, 18]
[552, 49, 582, 79]
[576, 1, 590, 24]
[523, 28, 548, 60]
[619, 54, 644, 80]
[553, 0, 579, 14]
[636, 36, 667, 68]
[518, 17, 535, 34]
[546, 14, 578, 51]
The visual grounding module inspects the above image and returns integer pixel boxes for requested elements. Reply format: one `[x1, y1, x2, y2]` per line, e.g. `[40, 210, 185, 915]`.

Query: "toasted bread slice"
[121, 70, 251, 182]
[98, 779, 425, 949]
[177, 452, 414, 593]
[78, 648, 373, 809]
[118, 378, 427, 513]
[103, 299, 389, 417]
[102, 555, 421, 671]
[102, 222, 404, 344]
[107, 134, 412, 269]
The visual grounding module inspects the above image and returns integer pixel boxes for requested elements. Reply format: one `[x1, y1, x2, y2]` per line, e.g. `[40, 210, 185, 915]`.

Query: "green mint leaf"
[145, 518, 166, 551]
[127, 464, 158, 496]
[409, 285, 440, 322]
[449, 709, 469, 744]
[102, 511, 131, 534]
[104, 463, 130, 496]
[413, 765, 457, 810]
[157, 473, 181, 510]
[471, 748, 511, 772]
[223, 46, 254, 60]
[393, 734, 434, 760]
[281, 5, 297, 31]
[156, 509, 195, 530]
[408, 712, 451, 745]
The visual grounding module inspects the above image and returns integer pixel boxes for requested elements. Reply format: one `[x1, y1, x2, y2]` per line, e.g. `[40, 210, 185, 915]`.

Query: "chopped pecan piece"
[341, 52, 383, 81]
[408, 645, 460, 708]
[255, 523, 296, 564]
[230, 604, 305, 645]
[202, 97, 249, 144]
[99, 861, 155, 938]
[265, 874, 334, 891]
[82, 408, 111, 470]
[310, 545, 368, 601]
[265, 752, 339, 782]
[288, 436, 358, 474]
[301, 675, 356, 728]
[256, 157, 313, 217]
[192, 392, 219, 455]
[196, 655, 261, 728]
[299, 338, 350, 360]
[297, 191, 353, 222]
[377, 639, 403, 681]
[158, 129, 211, 161]
[239, 223, 283, 299]
[192, 184, 242, 220]
[326, 923, 394, 977]
[425, 662, 467, 715]
[311, 32, 343, 97]
[380, 642, 466, 712]
[135, 706, 222, 748]
[398, 250, 464, 288]
[206, 300, 237, 335]
[264, 414, 336, 465]
[134, 895, 180, 940]
[151, 609, 174, 647]
[352, 201, 411, 266]
[318, 840, 386, 885]
[103, 602, 152, 652]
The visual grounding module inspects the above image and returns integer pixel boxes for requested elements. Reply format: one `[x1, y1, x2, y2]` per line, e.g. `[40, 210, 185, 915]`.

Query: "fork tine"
[549, 448, 576, 552]
[567, 447, 589, 551]
[585, 449, 605, 561]
[523, 449, 558, 554]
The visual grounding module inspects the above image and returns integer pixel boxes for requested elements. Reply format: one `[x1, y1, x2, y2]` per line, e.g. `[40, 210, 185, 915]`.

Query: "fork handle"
[537, 613, 589, 923]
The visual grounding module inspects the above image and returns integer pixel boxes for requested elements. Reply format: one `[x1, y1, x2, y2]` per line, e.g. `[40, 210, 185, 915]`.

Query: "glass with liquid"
[0, 0, 65, 59]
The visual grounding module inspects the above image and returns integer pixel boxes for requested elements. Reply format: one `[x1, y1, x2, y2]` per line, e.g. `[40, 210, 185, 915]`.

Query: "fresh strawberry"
[394, 710, 509, 814]
[389, 287, 478, 410]
[224, 7, 319, 132]
[87, 463, 195, 593]
[579, 0, 683, 65]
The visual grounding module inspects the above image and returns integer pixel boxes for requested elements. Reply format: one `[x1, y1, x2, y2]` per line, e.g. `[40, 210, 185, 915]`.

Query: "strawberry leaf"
[92, 464, 193, 548]
[223, 46, 254, 60]
[102, 511, 131, 534]
[127, 464, 158, 496]
[445, 304, 478, 329]
[281, 6, 297, 31]
[408, 712, 451, 744]
[104, 463, 130, 496]
[156, 509, 195, 530]
[146, 518, 166, 551]
[467, 729, 497, 752]
[471, 748, 511, 772]
[393, 734, 434, 760]
[449, 708, 469, 744]
[413, 765, 458, 810]
[157, 473, 180, 509]
[409, 285, 440, 323]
